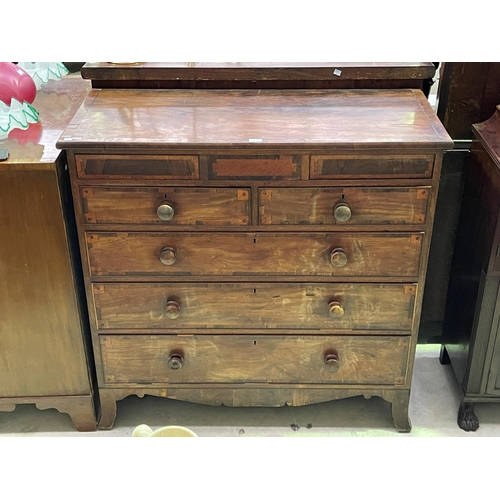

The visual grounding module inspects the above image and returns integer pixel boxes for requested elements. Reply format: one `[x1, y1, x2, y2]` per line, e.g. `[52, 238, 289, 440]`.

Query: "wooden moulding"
[473, 105, 500, 171]
[97, 388, 411, 432]
[0, 396, 96, 431]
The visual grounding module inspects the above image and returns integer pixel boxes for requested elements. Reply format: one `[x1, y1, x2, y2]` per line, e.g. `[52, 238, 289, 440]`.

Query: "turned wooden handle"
[324, 351, 340, 373]
[328, 300, 344, 318]
[165, 300, 181, 319]
[157, 201, 175, 221]
[330, 248, 348, 267]
[334, 203, 352, 222]
[167, 353, 184, 370]
[160, 247, 177, 266]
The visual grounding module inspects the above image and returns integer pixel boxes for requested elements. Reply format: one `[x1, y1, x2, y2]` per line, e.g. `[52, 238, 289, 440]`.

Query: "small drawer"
[100, 334, 410, 386]
[92, 283, 417, 332]
[75, 154, 199, 180]
[86, 231, 423, 278]
[80, 187, 250, 226]
[310, 155, 434, 179]
[259, 187, 429, 226]
[203, 155, 303, 180]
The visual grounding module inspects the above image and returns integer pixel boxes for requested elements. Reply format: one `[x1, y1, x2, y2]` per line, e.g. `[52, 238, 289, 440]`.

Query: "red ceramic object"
[0, 62, 37, 105]
[8, 120, 43, 145]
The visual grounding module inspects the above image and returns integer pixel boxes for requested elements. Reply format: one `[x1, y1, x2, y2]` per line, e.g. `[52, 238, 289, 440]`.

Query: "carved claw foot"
[458, 402, 479, 432]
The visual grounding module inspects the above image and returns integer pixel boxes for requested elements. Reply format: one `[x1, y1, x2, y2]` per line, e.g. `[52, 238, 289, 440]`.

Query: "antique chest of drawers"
[58, 88, 452, 431]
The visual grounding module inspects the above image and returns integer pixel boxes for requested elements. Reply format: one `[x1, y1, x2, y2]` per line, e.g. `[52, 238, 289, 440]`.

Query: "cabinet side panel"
[0, 170, 91, 396]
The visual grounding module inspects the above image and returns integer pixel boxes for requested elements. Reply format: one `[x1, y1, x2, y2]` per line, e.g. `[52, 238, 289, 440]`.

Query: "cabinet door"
[485, 282, 500, 395]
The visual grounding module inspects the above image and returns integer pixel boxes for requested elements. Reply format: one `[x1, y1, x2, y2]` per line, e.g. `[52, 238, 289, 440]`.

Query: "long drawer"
[100, 334, 410, 386]
[80, 187, 250, 225]
[259, 187, 430, 225]
[86, 231, 423, 278]
[92, 283, 417, 332]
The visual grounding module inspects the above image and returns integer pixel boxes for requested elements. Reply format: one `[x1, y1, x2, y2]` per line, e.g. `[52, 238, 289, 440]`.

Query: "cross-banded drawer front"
[310, 155, 434, 179]
[81, 187, 250, 225]
[259, 187, 430, 226]
[100, 334, 410, 386]
[86, 231, 423, 278]
[92, 283, 417, 332]
[76, 155, 200, 180]
[204, 154, 303, 180]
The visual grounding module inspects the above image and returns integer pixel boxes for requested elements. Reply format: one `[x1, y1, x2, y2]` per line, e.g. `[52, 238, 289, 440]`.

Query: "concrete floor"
[1, 344, 500, 437]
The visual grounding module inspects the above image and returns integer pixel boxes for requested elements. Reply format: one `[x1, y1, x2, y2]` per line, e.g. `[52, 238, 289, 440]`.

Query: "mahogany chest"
[57, 88, 452, 431]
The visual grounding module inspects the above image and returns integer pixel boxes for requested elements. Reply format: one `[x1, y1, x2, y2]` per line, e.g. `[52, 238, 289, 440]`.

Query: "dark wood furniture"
[441, 105, 500, 431]
[437, 63, 500, 142]
[421, 63, 500, 330]
[0, 75, 97, 431]
[58, 88, 452, 432]
[81, 62, 436, 95]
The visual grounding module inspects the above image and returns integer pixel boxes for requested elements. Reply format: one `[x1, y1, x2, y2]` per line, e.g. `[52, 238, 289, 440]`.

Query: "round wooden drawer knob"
[330, 248, 348, 267]
[329, 301, 344, 318]
[334, 203, 352, 222]
[167, 353, 184, 370]
[324, 352, 340, 373]
[165, 300, 181, 319]
[157, 201, 175, 221]
[160, 247, 177, 266]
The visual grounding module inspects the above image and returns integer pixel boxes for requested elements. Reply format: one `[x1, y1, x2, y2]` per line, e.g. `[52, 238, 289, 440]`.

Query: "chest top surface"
[57, 89, 452, 151]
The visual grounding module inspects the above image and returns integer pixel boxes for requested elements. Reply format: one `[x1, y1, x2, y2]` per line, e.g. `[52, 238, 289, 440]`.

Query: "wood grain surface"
[57, 89, 452, 151]
[86, 231, 422, 278]
[100, 334, 410, 386]
[92, 282, 416, 332]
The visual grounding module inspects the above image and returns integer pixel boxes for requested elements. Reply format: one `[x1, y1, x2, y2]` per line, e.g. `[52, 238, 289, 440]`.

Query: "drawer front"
[93, 283, 416, 331]
[259, 187, 429, 226]
[76, 155, 199, 179]
[87, 232, 423, 278]
[100, 334, 410, 386]
[81, 187, 250, 226]
[204, 155, 303, 180]
[310, 155, 434, 179]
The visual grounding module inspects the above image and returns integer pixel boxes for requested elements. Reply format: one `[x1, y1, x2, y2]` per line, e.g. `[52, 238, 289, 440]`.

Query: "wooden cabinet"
[58, 88, 452, 431]
[0, 76, 97, 430]
[441, 105, 500, 431]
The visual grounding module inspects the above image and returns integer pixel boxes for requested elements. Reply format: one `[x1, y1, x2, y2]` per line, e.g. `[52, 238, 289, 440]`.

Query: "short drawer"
[75, 154, 199, 179]
[86, 232, 423, 278]
[100, 334, 410, 386]
[310, 155, 434, 179]
[203, 154, 303, 180]
[259, 187, 429, 226]
[80, 187, 250, 226]
[92, 283, 417, 332]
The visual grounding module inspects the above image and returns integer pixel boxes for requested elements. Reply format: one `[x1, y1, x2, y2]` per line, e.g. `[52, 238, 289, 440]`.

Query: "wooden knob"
[165, 300, 181, 319]
[330, 248, 348, 267]
[324, 351, 340, 373]
[334, 203, 352, 222]
[329, 301, 344, 318]
[167, 353, 184, 370]
[157, 201, 175, 221]
[160, 247, 177, 266]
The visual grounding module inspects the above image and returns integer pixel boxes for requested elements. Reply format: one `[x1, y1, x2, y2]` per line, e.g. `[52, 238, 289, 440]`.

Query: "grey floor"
[1, 344, 500, 437]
